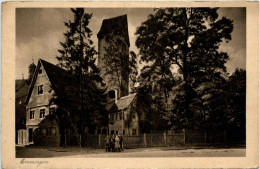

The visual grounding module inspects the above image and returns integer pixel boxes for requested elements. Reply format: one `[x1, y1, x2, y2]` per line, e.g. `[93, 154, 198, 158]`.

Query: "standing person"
[110, 134, 115, 152]
[115, 134, 120, 152]
[119, 133, 124, 151]
[105, 135, 110, 152]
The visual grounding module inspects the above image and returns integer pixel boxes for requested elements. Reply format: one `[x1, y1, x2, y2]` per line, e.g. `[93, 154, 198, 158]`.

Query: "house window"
[116, 113, 118, 120]
[42, 128, 46, 135]
[132, 129, 136, 135]
[119, 113, 122, 120]
[38, 85, 43, 95]
[39, 69, 42, 74]
[97, 129, 101, 134]
[49, 107, 55, 115]
[111, 130, 114, 134]
[35, 128, 41, 135]
[123, 130, 125, 135]
[51, 128, 56, 136]
[40, 109, 45, 118]
[111, 114, 114, 121]
[30, 110, 35, 119]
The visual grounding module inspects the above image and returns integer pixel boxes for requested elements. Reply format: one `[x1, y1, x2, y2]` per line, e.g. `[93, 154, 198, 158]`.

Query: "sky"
[16, 8, 246, 79]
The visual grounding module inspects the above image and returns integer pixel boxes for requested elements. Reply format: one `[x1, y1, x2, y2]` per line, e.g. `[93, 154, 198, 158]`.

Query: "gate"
[17, 129, 28, 145]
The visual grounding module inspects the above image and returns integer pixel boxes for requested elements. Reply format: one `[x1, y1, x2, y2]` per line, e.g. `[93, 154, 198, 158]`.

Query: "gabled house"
[108, 93, 142, 135]
[15, 61, 36, 144]
[24, 59, 83, 146]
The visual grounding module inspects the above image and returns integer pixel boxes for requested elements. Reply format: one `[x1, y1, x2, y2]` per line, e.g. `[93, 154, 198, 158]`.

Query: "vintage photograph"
[14, 7, 247, 158]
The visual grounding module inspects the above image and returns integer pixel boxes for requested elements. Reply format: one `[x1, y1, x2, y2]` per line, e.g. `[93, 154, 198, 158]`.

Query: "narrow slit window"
[38, 85, 43, 95]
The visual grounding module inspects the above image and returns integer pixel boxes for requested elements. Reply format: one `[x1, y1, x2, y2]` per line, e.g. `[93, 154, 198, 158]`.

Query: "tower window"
[39, 69, 42, 74]
[38, 85, 43, 94]
[108, 90, 115, 98]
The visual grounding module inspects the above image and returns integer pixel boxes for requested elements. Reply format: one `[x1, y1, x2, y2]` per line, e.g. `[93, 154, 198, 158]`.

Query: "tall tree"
[225, 69, 246, 130]
[56, 8, 107, 138]
[135, 8, 233, 129]
[103, 33, 138, 94]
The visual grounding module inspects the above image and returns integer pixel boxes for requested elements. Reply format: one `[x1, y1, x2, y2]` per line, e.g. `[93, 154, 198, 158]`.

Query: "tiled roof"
[16, 79, 30, 101]
[110, 93, 137, 111]
[40, 59, 77, 98]
[97, 14, 130, 46]
[25, 59, 78, 104]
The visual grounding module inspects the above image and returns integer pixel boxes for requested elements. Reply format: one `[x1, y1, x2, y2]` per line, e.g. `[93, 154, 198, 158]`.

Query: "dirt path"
[16, 146, 245, 158]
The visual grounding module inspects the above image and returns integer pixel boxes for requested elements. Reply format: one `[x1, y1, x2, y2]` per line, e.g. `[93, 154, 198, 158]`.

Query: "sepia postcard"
[1, 1, 259, 169]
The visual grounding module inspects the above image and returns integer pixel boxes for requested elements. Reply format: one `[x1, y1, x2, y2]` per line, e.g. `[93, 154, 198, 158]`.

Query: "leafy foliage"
[135, 8, 237, 130]
[103, 33, 138, 95]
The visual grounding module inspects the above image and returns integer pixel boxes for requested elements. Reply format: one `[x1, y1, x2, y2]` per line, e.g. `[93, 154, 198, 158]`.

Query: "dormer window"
[38, 85, 43, 95]
[38, 69, 42, 74]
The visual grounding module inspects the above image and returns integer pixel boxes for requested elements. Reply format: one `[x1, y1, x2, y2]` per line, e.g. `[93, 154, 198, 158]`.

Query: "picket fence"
[81, 130, 237, 149]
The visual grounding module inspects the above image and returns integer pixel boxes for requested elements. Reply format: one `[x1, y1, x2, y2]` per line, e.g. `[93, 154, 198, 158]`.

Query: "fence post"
[150, 134, 152, 145]
[98, 134, 101, 147]
[163, 132, 167, 146]
[65, 133, 66, 147]
[183, 129, 186, 145]
[224, 130, 227, 144]
[144, 133, 146, 147]
[204, 131, 207, 143]
[79, 134, 81, 147]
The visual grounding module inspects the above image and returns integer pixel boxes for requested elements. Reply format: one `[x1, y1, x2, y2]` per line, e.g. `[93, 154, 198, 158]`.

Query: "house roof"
[25, 59, 77, 104]
[110, 93, 137, 111]
[15, 79, 30, 125]
[97, 14, 130, 46]
[40, 59, 77, 97]
[16, 79, 30, 101]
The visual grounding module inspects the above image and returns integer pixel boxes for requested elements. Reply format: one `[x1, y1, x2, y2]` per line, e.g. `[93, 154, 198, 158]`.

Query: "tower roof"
[97, 14, 130, 46]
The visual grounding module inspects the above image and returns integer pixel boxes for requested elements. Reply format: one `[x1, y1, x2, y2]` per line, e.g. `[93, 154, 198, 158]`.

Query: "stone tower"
[97, 15, 130, 99]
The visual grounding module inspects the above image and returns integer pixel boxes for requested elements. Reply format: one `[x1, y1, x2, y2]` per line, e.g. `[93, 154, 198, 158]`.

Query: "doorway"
[28, 128, 33, 142]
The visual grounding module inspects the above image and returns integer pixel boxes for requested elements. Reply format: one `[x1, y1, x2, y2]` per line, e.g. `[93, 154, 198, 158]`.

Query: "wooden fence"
[81, 130, 238, 149]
